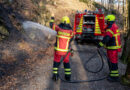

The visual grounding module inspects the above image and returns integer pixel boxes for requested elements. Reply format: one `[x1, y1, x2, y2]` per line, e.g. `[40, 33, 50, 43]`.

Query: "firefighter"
[49, 14, 56, 30]
[98, 14, 121, 82]
[52, 16, 74, 81]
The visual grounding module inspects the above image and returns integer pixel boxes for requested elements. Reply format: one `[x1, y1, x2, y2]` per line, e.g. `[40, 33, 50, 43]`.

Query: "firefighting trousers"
[107, 49, 119, 77]
[107, 49, 118, 64]
[53, 51, 71, 76]
[54, 51, 71, 63]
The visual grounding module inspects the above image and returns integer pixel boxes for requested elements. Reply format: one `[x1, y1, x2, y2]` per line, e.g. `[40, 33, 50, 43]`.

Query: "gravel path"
[15, 42, 129, 90]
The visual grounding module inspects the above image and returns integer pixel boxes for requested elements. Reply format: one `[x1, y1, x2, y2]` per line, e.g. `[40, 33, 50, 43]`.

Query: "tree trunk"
[121, 0, 130, 64]
[123, 0, 128, 34]
[118, 0, 120, 11]
[101, 0, 104, 6]
[123, 0, 125, 13]
[121, 1, 130, 85]
[108, 0, 114, 13]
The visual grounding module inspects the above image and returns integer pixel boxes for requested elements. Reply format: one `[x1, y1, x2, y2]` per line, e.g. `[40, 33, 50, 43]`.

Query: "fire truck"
[73, 9, 105, 43]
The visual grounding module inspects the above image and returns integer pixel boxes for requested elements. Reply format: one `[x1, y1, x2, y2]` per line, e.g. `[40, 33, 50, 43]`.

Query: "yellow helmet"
[61, 16, 70, 24]
[105, 14, 116, 21]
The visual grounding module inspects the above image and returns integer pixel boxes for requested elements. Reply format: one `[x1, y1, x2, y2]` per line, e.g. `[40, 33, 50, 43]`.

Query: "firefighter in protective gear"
[49, 15, 56, 30]
[98, 14, 121, 82]
[52, 16, 74, 81]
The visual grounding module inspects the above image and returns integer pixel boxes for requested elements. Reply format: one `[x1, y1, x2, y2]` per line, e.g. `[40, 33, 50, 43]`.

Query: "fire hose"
[58, 47, 109, 83]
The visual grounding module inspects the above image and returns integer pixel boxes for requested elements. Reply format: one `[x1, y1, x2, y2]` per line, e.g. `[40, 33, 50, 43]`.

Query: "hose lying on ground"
[58, 47, 109, 83]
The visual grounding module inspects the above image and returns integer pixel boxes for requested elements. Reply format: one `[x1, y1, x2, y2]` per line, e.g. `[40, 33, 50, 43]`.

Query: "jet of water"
[22, 21, 57, 42]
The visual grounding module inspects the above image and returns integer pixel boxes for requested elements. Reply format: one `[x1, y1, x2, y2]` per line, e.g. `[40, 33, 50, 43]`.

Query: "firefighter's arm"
[70, 32, 74, 43]
[99, 29, 113, 47]
[99, 35, 111, 47]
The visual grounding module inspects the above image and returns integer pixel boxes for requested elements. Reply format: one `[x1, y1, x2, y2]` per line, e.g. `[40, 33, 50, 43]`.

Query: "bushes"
[0, 25, 9, 40]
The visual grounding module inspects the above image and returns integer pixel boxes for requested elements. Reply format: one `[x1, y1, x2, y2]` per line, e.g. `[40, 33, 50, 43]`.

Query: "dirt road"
[16, 42, 129, 90]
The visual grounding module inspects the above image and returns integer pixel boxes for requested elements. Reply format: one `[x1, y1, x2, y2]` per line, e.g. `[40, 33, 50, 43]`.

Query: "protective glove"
[97, 42, 104, 48]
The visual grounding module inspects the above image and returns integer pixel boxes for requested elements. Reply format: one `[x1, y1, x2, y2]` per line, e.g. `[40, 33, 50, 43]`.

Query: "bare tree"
[121, 0, 130, 63]
[101, 0, 104, 6]
[118, 0, 120, 11]
[123, 0, 125, 13]
[121, 0, 130, 86]
[108, 0, 115, 12]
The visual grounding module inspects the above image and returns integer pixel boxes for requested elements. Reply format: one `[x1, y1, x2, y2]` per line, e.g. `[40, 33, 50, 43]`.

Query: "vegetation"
[0, 0, 129, 88]
[121, 0, 130, 63]
[79, 0, 89, 4]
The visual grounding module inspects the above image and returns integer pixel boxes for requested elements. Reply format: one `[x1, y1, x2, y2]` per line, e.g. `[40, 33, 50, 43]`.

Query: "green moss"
[0, 25, 9, 40]
[121, 75, 130, 86]
[0, 26, 9, 35]
[79, 0, 89, 4]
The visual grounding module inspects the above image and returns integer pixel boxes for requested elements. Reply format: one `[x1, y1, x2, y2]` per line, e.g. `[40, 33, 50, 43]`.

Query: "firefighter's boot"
[52, 74, 59, 81]
[107, 63, 119, 82]
[52, 62, 60, 81]
[64, 62, 71, 81]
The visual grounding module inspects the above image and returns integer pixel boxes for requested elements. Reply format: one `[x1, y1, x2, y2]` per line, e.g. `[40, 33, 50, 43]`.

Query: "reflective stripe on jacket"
[54, 25, 73, 55]
[99, 23, 121, 50]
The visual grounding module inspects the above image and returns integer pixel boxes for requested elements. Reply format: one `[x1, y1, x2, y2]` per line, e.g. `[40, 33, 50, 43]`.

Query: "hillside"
[46, 0, 92, 23]
[0, 0, 92, 89]
[0, 0, 128, 90]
